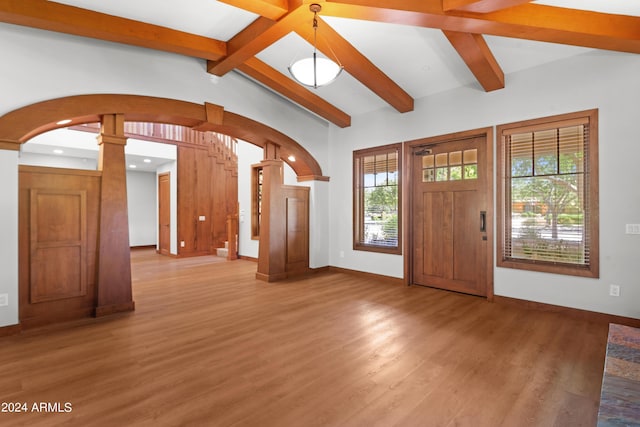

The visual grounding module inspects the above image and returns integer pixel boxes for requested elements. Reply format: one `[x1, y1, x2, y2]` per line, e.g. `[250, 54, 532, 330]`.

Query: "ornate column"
[256, 142, 286, 281]
[95, 114, 134, 316]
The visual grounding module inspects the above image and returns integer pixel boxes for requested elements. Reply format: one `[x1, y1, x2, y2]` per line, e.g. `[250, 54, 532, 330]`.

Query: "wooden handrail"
[226, 214, 239, 261]
[72, 122, 238, 163]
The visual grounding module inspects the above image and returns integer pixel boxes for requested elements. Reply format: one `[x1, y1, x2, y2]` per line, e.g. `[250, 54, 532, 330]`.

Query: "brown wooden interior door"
[412, 136, 488, 296]
[158, 173, 170, 256]
[283, 185, 310, 274]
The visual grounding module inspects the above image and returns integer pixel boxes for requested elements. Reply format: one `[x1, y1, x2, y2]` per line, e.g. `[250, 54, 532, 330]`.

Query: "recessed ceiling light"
[143, 158, 151, 163]
[129, 164, 137, 169]
[56, 119, 72, 125]
[53, 149, 64, 154]
[288, 155, 296, 162]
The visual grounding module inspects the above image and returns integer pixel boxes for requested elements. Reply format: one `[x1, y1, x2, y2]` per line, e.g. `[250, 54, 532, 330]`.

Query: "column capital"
[263, 141, 280, 161]
[96, 134, 127, 146]
[0, 140, 21, 151]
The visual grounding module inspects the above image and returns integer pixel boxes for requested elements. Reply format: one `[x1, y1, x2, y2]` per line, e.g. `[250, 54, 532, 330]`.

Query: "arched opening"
[0, 94, 328, 327]
[0, 94, 327, 180]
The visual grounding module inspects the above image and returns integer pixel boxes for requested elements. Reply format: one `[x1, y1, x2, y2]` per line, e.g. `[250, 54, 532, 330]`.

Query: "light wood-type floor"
[0, 249, 608, 426]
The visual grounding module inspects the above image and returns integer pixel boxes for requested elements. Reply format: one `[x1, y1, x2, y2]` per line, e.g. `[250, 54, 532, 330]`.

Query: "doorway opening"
[405, 128, 494, 299]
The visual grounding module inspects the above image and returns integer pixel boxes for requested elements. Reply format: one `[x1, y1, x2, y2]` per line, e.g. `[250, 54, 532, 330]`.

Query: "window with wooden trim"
[497, 109, 599, 277]
[251, 165, 263, 240]
[353, 143, 402, 254]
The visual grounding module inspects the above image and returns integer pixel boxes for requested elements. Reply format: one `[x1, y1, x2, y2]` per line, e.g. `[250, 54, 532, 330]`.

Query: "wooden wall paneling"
[95, 114, 134, 316]
[282, 185, 310, 275]
[18, 166, 101, 328]
[226, 213, 239, 260]
[177, 146, 198, 255]
[177, 141, 238, 257]
[256, 158, 310, 281]
[256, 159, 286, 281]
[195, 147, 211, 253]
[226, 168, 239, 251]
[211, 153, 227, 251]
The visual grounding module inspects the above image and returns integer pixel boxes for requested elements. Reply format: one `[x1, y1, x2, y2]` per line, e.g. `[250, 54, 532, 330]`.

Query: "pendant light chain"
[313, 8, 318, 88]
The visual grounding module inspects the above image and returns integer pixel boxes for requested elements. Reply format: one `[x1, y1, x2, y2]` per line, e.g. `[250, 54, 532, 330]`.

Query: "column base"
[94, 301, 135, 317]
[255, 272, 288, 282]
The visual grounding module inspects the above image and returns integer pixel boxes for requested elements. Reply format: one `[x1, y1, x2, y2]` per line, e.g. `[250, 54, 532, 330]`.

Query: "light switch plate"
[0, 293, 8, 307]
[626, 224, 640, 234]
[609, 284, 620, 297]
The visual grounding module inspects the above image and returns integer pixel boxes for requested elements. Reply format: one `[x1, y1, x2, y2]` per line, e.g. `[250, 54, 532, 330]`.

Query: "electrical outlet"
[339, 251, 345, 258]
[0, 293, 8, 307]
[609, 284, 620, 297]
[180, 241, 185, 248]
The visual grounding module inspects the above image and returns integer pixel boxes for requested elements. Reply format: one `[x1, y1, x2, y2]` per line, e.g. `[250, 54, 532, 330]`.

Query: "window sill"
[353, 244, 401, 255]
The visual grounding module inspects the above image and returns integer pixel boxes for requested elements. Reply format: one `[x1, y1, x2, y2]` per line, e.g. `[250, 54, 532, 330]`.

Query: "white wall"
[328, 50, 640, 319]
[126, 171, 157, 247]
[237, 141, 262, 259]
[0, 150, 19, 327]
[18, 152, 97, 170]
[298, 179, 330, 269]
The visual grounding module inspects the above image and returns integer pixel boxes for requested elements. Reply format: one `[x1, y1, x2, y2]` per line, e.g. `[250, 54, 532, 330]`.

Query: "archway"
[1, 94, 329, 326]
[0, 94, 327, 180]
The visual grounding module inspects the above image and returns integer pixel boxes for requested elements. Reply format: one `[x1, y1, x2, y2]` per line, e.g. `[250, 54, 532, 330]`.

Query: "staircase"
[216, 235, 238, 259]
[216, 241, 229, 258]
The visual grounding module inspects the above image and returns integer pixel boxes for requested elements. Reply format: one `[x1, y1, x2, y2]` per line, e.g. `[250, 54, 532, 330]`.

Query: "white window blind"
[354, 144, 401, 253]
[503, 118, 591, 267]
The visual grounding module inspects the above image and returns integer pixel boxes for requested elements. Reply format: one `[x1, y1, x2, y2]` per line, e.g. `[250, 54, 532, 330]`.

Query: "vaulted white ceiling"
[7, 0, 640, 124]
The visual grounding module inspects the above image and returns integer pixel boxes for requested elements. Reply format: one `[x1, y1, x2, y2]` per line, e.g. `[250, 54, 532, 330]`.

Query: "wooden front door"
[411, 135, 489, 296]
[158, 173, 170, 256]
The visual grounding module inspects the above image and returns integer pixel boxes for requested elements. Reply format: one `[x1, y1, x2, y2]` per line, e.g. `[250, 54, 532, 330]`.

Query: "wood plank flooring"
[0, 249, 608, 426]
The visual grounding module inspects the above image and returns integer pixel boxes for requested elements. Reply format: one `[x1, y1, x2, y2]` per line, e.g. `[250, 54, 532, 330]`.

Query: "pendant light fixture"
[288, 3, 343, 89]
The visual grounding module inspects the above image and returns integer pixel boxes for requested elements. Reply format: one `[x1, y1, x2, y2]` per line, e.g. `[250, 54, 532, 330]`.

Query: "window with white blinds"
[353, 143, 402, 254]
[497, 110, 599, 277]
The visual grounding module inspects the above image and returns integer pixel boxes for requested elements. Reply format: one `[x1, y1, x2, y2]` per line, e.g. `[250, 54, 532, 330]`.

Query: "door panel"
[412, 136, 488, 296]
[158, 173, 170, 256]
[452, 190, 478, 284]
[30, 190, 87, 303]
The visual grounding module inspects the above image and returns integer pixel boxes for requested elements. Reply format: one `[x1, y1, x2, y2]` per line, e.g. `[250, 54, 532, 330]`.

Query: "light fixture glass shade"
[288, 54, 343, 88]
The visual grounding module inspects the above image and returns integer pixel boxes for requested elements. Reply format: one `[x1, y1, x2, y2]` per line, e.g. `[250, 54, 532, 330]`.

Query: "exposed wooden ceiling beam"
[207, 7, 308, 76]
[237, 57, 351, 128]
[218, 0, 290, 21]
[322, 1, 640, 54]
[211, 3, 414, 113]
[443, 0, 532, 14]
[0, 0, 227, 60]
[443, 31, 504, 91]
[297, 17, 414, 113]
[3, 0, 637, 128]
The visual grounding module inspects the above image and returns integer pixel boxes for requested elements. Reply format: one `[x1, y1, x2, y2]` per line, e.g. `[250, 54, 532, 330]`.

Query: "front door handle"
[480, 211, 486, 232]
